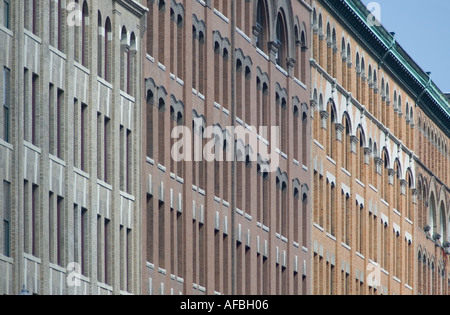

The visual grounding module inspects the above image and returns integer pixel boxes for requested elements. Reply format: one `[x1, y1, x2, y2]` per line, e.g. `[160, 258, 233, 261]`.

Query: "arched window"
[342, 114, 351, 171]
[276, 11, 288, 68]
[327, 102, 336, 160]
[81, 1, 89, 67]
[158, 0, 166, 62]
[418, 251, 423, 294]
[429, 193, 437, 236]
[50, 0, 63, 50]
[120, 26, 129, 93]
[394, 160, 401, 213]
[439, 203, 446, 245]
[146, 87, 155, 159]
[129, 32, 137, 96]
[357, 127, 365, 181]
[97, 12, 104, 78]
[294, 25, 300, 78]
[382, 149, 390, 202]
[326, 23, 331, 74]
[104, 18, 112, 82]
[256, 0, 269, 53]
[318, 14, 323, 66]
[300, 28, 307, 82]
[406, 171, 413, 221]
[332, 28, 337, 78]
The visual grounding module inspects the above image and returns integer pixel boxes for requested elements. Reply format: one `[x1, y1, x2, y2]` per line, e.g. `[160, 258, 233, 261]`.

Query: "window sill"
[146, 54, 155, 63]
[0, 24, 13, 37]
[381, 199, 389, 207]
[97, 179, 113, 191]
[24, 253, 42, 264]
[97, 76, 113, 89]
[326, 233, 336, 242]
[74, 167, 90, 179]
[0, 254, 13, 264]
[314, 139, 324, 150]
[314, 223, 324, 232]
[214, 8, 229, 23]
[146, 156, 155, 165]
[356, 178, 365, 188]
[24, 28, 42, 44]
[256, 48, 269, 61]
[276, 64, 288, 77]
[341, 167, 351, 177]
[341, 242, 351, 251]
[97, 282, 113, 292]
[120, 190, 135, 202]
[74, 61, 90, 75]
[120, 90, 136, 103]
[49, 45, 67, 60]
[24, 140, 42, 154]
[294, 77, 307, 90]
[236, 27, 251, 43]
[326, 155, 336, 165]
[0, 138, 13, 150]
[49, 154, 66, 167]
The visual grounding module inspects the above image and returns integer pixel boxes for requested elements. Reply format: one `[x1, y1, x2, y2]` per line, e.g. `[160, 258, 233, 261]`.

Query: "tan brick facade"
[311, 0, 450, 295]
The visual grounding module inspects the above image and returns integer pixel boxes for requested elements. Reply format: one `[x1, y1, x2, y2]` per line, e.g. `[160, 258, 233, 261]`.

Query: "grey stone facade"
[0, 0, 146, 295]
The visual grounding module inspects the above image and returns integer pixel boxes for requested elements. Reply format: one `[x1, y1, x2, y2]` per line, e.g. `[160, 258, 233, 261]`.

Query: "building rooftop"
[324, 0, 450, 136]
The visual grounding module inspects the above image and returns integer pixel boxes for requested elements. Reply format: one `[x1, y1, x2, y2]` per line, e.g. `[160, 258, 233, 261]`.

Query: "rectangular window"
[146, 195, 154, 263]
[56, 196, 63, 266]
[81, 208, 87, 276]
[81, 104, 88, 171]
[32, 184, 38, 257]
[3, 0, 10, 29]
[120, 226, 125, 291]
[3, 181, 11, 257]
[97, 215, 103, 282]
[120, 126, 125, 191]
[49, 193, 64, 266]
[24, 0, 36, 33]
[97, 113, 102, 180]
[127, 129, 132, 194]
[104, 117, 111, 183]
[31, 74, 38, 146]
[2, 67, 10, 142]
[24, 69, 29, 142]
[104, 218, 110, 285]
[56, 89, 63, 158]
[74, 100, 88, 171]
[159, 202, 165, 269]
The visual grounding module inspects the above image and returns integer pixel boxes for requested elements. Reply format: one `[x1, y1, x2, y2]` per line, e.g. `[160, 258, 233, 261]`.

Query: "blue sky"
[361, 0, 450, 93]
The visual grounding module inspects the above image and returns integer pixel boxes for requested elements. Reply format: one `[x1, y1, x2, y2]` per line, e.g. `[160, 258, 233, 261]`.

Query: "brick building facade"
[0, 0, 449, 296]
[0, 0, 146, 295]
[142, 0, 313, 295]
[311, 0, 450, 295]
